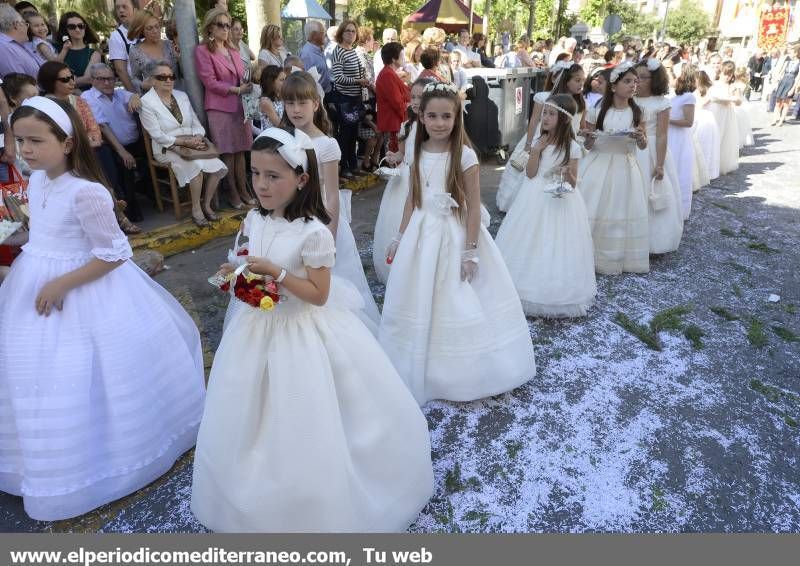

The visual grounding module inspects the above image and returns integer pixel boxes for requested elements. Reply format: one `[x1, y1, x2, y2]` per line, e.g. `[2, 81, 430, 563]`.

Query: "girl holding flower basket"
[190, 127, 433, 533]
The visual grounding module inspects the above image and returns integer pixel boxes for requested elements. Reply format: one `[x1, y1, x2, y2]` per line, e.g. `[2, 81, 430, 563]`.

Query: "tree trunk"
[527, 0, 536, 38]
[245, 0, 280, 55]
[174, 0, 205, 124]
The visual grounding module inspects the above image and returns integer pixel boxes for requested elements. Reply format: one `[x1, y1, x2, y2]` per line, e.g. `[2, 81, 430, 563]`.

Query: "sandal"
[192, 214, 210, 228]
[119, 216, 142, 235]
[203, 206, 220, 222]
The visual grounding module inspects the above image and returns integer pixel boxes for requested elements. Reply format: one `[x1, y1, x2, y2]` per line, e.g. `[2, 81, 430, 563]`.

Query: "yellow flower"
[259, 296, 275, 310]
[245, 272, 260, 283]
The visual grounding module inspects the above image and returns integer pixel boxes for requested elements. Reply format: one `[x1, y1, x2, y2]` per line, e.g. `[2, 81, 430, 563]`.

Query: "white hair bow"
[610, 61, 635, 83]
[646, 58, 662, 72]
[551, 60, 572, 73]
[256, 127, 315, 171]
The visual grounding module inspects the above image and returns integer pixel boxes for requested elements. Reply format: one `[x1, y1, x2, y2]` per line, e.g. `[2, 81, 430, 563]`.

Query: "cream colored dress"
[578, 106, 649, 274]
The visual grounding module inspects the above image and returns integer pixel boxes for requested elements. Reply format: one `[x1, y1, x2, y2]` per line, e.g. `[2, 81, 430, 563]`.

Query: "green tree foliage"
[346, 0, 425, 34]
[578, 0, 658, 40]
[665, 0, 712, 45]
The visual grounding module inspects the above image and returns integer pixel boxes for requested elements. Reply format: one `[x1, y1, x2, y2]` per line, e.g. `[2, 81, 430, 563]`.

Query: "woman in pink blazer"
[194, 7, 255, 208]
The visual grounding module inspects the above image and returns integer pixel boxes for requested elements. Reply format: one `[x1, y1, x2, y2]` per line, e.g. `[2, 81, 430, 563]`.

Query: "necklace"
[422, 151, 447, 188]
[41, 177, 57, 209]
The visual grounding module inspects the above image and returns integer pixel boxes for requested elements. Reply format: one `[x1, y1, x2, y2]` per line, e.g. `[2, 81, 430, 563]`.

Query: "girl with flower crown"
[380, 82, 535, 406]
[190, 127, 433, 532]
[578, 61, 650, 275]
[634, 58, 683, 254]
[0, 97, 206, 521]
[496, 94, 596, 318]
[497, 61, 586, 212]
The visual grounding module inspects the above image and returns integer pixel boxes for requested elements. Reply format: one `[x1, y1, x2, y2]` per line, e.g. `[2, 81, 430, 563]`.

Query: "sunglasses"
[153, 74, 176, 82]
[66, 23, 86, 30]
[214, 22, 231, 29]
[56, 74, 76, 83]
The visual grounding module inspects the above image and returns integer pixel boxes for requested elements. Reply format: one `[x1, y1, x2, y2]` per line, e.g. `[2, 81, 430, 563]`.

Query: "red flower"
[236, 248, 249, 256]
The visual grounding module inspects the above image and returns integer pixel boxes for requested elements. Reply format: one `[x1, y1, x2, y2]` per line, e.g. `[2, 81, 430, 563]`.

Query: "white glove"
[461, 248, 479, 282]
[385, 233, 402, 265]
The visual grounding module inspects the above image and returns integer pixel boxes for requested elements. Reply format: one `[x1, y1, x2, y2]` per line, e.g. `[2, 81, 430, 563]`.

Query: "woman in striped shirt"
[330, 19, 368, 177]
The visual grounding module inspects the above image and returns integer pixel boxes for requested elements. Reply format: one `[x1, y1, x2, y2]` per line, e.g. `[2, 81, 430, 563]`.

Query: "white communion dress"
[191, 211, 434, 532]
[373, 122, 417, 284]
[379, 146, 536, 405]
[707, 83, 740, 175]
[668, 92, 698, 218]
[733, 83, 754, 148]
[635, 95, 683, 254]
[693, 91, 721, 180]
[495, 141, 596, 318]
[578, 106, 650, 275]
[309, 135, 380, 328]
[0, 171, 205, 521]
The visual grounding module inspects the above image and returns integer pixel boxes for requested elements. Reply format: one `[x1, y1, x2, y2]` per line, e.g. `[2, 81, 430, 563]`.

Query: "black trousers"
[326, 90, 360, 172]
[96, 139, 147, 222]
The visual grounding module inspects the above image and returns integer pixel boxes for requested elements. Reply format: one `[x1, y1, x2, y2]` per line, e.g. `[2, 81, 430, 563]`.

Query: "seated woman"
[37, 61, 141, 233]
[139, 60, 228, 227]
[128, 9, 181, 93]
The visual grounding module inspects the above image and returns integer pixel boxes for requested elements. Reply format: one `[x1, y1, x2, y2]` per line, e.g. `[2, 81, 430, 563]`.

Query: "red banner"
[758, 6, 790, 50]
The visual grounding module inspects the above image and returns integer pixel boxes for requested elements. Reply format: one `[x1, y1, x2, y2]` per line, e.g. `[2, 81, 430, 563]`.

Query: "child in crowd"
[0, 97, 205, 521]
[372, 77, 432, 284]
[496, 94, 596, 318]
[707, 60, 741, 175]
[668, 65, 702, 218]
[25, 12, 66, 64]
[578, 62, 650, 274]
[733, 66, 754, 148]
[190, 126, 433, 532]
[258, 64, 285, 130]
[281, 72, 380, 328]
[693, 70, 721, 180]
[497, 62, 585, 212]
[583, 66, 607, 109]
[380, 82, 535, 405]
[634, 58, 683, 254]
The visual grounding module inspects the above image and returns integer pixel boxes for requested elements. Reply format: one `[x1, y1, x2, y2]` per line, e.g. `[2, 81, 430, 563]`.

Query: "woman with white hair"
[140, 60, 227, 227]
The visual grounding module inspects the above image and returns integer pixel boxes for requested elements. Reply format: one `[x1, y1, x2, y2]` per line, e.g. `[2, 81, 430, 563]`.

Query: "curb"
[129, 210, 245, 258]
[130, 175, 381, 258]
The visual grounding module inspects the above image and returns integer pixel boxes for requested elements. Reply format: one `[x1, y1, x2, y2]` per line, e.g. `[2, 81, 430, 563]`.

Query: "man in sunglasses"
[0, 4, 41, 78]
[82, 62, 148, 222]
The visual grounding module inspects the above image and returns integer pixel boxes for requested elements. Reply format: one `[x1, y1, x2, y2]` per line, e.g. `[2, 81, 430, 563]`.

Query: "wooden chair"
[141, 130, 192, 220]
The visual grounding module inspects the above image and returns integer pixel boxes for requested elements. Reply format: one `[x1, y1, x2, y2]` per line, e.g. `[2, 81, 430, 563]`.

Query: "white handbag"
[649, 178, 669, 211]
[509, 147, 530, 171]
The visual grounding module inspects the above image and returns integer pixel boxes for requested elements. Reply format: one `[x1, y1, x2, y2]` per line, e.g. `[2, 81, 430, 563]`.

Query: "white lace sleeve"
[301, 226, 336, 269]
[74, 183, 132, 262]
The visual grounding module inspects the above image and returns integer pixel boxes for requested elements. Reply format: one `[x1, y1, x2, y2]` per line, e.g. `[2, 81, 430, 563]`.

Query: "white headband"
[609, 61, 635, 83]
[646, 58, 662, 72]
[543, 100, 574, 119]
[18, 96, 74, 136]
[255, 127, 314, 171]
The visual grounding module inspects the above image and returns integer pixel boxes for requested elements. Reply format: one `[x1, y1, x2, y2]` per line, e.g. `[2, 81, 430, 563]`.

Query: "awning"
[404, 0, 483, 34]
[281, 0, 332, 20]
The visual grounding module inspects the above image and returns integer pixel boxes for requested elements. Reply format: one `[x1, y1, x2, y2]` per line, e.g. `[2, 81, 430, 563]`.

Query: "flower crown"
[423, 82, 459, 95]
[646, 57, 662, 72]
[609, 61, 635, 83]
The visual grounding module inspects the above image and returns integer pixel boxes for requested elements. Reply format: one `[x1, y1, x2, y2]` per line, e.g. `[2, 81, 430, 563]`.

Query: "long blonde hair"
[410, 87, 470, 220]
[201, 7, 234, 52]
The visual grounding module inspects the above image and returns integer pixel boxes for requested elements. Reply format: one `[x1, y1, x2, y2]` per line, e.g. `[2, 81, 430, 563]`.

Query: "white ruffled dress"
[379, 146, 536, 405]
[578, 106, 650, 274]
[707, 83, 740, 175]
[496, 141, 596, 317]
[668, 92, 698, 217]
[693, 91, 721, 181]
[191, 212, 433, 533]
[373, 122, 416, 284]
[0, 171, 205, 521]
[635, 95, 683, 253]
[309, 135, 380, 328]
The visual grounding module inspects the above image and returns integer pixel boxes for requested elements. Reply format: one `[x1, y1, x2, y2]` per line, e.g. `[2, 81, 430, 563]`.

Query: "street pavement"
[1, 101, 798, 532]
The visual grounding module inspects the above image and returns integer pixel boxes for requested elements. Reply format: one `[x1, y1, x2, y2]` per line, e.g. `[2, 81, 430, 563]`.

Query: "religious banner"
[758, 5, 790, 50]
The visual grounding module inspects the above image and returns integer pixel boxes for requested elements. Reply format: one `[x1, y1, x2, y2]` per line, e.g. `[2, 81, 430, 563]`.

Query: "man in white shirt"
[452, 29, 481, 68]
[108, 0, 140, 93]
[82, 63, 147, 220]
[373, 27, 398, 77]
